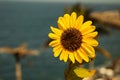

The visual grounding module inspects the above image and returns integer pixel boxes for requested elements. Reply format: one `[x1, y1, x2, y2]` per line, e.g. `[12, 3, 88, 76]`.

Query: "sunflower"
[48, 12, 98, 63]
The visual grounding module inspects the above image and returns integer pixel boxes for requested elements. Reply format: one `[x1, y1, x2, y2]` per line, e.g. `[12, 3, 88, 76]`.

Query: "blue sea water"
[0, 1, 120, 80]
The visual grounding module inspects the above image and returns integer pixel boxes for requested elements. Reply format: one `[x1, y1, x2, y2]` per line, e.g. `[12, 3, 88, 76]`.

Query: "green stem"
[65, 61, 72, 80]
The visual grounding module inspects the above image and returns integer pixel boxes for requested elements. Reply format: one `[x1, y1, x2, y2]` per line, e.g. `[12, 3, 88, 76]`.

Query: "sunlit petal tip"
[63, 14, 70, 28]
[60, 50, 66, 61]
[70, 12, 77, 27]
[87, 21, 92, 25]
[69, 53, 75, 63]
[57, 17, 63, 24]
[57, 19, 61, 24]
[81, 15, 84, 20]
[75, 52, 82, 63]
[63, 51, 69, 62]
[63, 59, 67, 62]
[53, 46, 62, 57]
[50, 26, 54, 30]
[48, 33, 58, 39]
[90, 39, 99, 47]
[71, 12, 76, 15]
[85, 58, 89, 62]
[48, 33, 52, 38]
[95, 41, 99, 46]
[71, 12, 77, 19]
[64, 57, 68, 62]
[89, 53, 96, 58]
[60, 58, 62, 61]
[54, 54, 57, 57]
[91, 25, 95, 27]
[64, 14, 70, 20]
[78, 15, 84, 20]
[91, 25, 96, 30]
[72, 60, 75, 63]
[58, 16, 62, 19]
[93, 31, 98, 37]
[95, 31, 98, 35]
[64, 14, 69, 17]
[48, 41, 53, 47]
[80, 15, 84, 18]
[91, 55, 96, 58]
[50, 26, 56, 32]
[54, 53, 59, 57]
[50, 26, 62, 36]
[95, 43, 99, 47]
[83, 21, 92, 26]
[60, 55, 63, 61]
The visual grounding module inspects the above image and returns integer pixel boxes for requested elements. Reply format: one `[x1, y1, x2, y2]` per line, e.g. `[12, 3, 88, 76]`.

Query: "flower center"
[61, 28, 82, 52]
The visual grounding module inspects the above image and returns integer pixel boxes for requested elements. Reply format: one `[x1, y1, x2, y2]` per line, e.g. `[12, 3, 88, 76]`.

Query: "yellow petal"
[49, 39, 60, 47]
[58, 17, 66, 30]
[83, 31, 98, 38]
[50, 26, 62, 36]
[48, 33, 60, 39]
[70, 12, 77, 27]
[81, 43, 96, 58]
[53, 45, 63, 57]
[69, 52, 75, 63]
[60, 50, 66, 60]
[82, 38, 98, 47]
[63, 50, 69, 62]
[77, 48, 89, 62]
[75, 15, 84, 29]
[74, 52, 82, 63]
[81, 25, 96, 35]
[80, 21, 92, 31]
[63, 14, 70, 28]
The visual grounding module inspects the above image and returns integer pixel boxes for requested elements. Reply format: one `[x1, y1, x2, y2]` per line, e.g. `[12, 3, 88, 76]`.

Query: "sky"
[0, 0, 120, 3]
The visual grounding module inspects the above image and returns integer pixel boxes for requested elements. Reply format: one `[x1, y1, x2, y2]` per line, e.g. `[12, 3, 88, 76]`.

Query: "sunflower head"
[48, 12, 98, 64]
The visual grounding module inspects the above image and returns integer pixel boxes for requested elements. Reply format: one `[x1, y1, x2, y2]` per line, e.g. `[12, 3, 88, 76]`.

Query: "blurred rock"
[99, 67, 107, 75]
[106, 69, 114, 77]
[90, 10, 120, 29]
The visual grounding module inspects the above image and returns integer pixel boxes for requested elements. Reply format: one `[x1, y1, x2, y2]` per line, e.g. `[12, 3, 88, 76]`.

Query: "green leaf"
[74, 67, 96, 78]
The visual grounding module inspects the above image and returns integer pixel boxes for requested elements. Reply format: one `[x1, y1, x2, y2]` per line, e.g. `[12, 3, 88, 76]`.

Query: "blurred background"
[0, 0, 120, 80]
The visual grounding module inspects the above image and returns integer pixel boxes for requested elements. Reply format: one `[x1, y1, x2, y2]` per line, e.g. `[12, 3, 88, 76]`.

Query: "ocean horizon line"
[0, 0, 120, 4]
